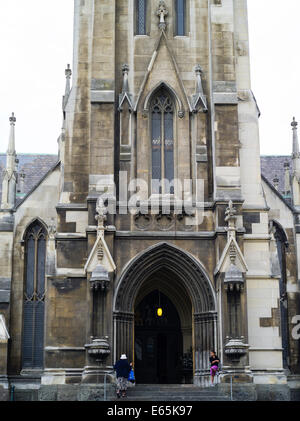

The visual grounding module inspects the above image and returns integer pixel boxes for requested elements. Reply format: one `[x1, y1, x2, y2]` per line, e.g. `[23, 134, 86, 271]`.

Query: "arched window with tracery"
[273, 221, 290, 369]
[151, 88, 175, 194]
[22, 220, 47, 369]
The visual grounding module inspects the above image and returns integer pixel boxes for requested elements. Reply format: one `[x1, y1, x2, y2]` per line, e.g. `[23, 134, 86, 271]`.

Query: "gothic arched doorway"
[113, 242, 217, 386]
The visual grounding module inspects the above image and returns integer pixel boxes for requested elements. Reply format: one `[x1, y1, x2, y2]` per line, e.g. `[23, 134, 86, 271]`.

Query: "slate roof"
[0, 153, 59, 205]
[260, 155, 292, 195]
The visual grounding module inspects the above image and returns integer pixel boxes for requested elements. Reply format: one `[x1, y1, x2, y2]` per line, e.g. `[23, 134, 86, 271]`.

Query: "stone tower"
[2, 0, 299, 400]
[51, 0, 281, 388]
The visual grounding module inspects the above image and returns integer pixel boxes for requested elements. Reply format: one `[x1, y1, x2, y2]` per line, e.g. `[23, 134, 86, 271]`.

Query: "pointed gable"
[214, 236, 248, 276]
[135, 31, 191, 115]
[84, 235, 116, 275]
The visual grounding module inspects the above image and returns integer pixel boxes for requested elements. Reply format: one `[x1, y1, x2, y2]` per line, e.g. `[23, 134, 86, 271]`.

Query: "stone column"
[113, 312, 134, 365]
[194, 312, 217, 387]
[219, 201, 252, 382]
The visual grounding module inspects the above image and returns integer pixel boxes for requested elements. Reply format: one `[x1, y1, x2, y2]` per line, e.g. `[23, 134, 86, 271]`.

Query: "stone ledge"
[91, 90, 115, 103]
[213, 92, 238, 104]
[256, 384, 291, 401]
[0, 290, 10, 303]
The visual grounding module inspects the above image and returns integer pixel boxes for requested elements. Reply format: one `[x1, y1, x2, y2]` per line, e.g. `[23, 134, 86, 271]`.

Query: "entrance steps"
[112, 384, 231, 401]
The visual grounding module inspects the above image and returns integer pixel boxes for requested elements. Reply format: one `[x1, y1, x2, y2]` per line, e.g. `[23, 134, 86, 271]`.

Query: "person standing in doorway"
[209, 350, 220, 387]
[113, 354, 131, 398]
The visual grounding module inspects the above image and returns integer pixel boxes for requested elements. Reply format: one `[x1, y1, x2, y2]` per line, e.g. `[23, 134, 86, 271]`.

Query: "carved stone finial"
[292, 117, 300, 160]
[48, 217, 57, 239]
[121, 64, 130, 93]
[225, 200, 237, 221]
[9, 112, 16, 125]
[195, 65, 204, 95]
[122, 63, 129, 75]
[65, 64, 72, 79]
[195, 64, 203, 76]
[225, 200, 237, 239]
[192, 65, 207, 112]
[291, 116, 298, 129]
[95, 197, 107, 233]
[273, 175, 279, 190]
[156, 1, 168, 30]
[63, 65, 72, 110]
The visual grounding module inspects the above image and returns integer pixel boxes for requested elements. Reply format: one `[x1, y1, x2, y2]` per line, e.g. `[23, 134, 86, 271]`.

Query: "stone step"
[115, 396, 230, 401]
[125, 386, 223, 394]
[111, 384, 231, 401]
[11, 384, 230, 402]
[127, 383, 218, 391]
[124, 391, 226, 397]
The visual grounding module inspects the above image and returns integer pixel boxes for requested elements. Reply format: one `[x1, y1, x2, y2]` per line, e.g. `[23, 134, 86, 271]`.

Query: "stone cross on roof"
[156, 1, 168, 30]
[9, 112, 16, 125]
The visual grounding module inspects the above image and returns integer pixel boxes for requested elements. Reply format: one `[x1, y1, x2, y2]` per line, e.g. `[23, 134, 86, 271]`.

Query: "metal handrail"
[10, 385, 15, 402]
[104, 371, 114, 401]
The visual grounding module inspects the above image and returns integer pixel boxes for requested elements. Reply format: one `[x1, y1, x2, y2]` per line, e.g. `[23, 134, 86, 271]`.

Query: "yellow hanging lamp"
[157, 290, 163, 317]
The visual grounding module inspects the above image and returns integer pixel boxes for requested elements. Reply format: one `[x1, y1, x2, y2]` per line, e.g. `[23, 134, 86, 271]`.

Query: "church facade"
[0, 0, 300, 400]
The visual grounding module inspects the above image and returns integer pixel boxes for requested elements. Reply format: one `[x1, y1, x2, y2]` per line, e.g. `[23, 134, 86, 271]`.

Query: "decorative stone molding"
[134, 211, 152, 230]
[119, 64, 134, 111]
[224, 338, 249, 360]
[192, 65, 208, 112]
[133, 209, 196, 231]
[90, 274, 109, 292]
[155, 212, 174, 231]
[84, 337, 110, 363]
[224, 264, 244, 292]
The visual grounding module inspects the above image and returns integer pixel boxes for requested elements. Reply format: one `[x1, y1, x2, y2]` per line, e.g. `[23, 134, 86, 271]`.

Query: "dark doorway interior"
[134, 290, 183, 384]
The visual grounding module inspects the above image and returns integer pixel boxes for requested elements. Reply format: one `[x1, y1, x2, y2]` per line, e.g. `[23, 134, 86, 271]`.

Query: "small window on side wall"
[136, 0, 147, 35]
[175, 0, 186, 36]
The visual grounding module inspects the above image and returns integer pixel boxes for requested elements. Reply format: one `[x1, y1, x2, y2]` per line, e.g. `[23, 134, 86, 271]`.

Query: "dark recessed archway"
[134, 289, 184, 384]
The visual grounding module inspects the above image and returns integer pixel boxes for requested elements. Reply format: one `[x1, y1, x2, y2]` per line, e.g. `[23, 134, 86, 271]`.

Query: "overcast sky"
[0, 0, 299, 156]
